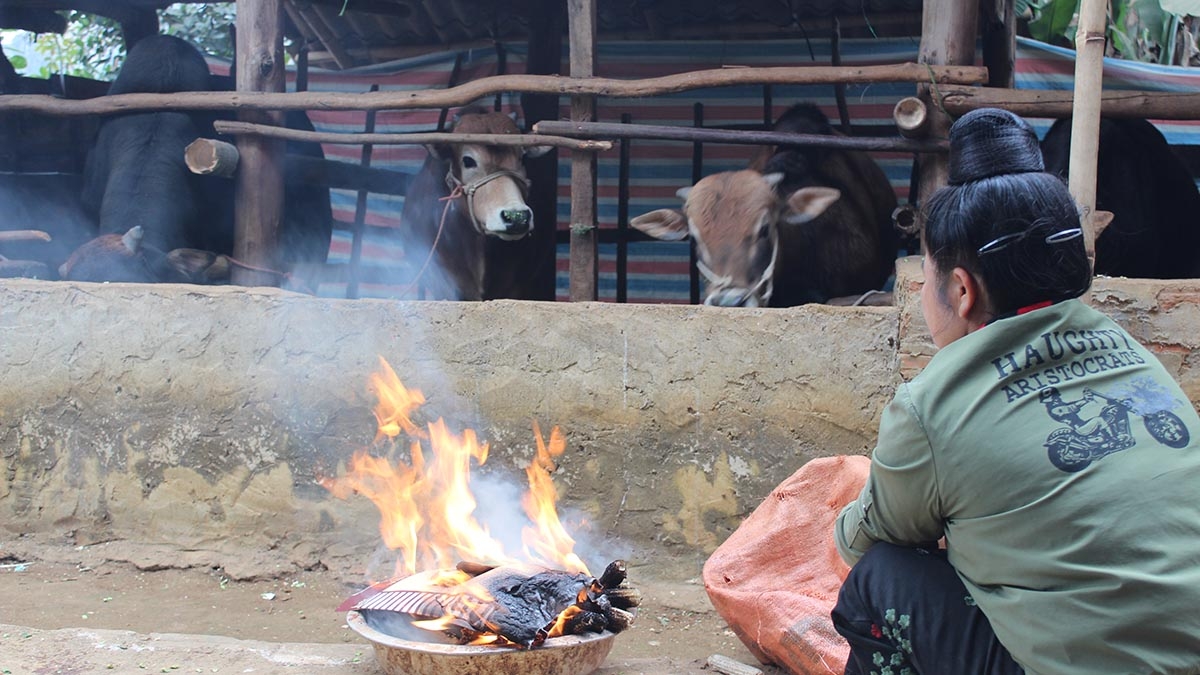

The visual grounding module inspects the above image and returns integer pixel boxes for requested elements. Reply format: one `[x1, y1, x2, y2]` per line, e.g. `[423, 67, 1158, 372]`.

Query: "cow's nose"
[501, 208, 532, 234]
[705, 288, 758, 308]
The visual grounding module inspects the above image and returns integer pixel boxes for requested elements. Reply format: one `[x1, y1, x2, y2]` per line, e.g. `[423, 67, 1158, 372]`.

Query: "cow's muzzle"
[447, 169, 533, 238]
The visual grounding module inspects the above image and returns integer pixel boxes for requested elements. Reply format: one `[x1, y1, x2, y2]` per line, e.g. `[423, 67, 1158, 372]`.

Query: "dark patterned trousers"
[831, 542, 1025, 675]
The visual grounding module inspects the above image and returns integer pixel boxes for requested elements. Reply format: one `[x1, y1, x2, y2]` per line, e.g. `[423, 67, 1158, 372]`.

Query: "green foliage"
[32, 11, 124, 79]
[1026, 0, 1080, 46]
[1023, 0, 1200, 65]
[160, 3, 236, 61]
[29, 3, 235, 81]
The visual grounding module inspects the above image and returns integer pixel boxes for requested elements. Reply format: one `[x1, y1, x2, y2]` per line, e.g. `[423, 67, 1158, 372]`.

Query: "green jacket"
[836, 299, 1200, 674]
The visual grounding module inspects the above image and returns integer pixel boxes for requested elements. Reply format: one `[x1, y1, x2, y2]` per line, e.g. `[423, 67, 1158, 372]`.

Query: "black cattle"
[69, 34, 331, 283]
[630, 103, 898, 307]
[1041, 117, 1200, 279]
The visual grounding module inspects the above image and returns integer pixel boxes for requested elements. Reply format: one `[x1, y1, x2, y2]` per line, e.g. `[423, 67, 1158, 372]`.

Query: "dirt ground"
[0, 539, 788, 675]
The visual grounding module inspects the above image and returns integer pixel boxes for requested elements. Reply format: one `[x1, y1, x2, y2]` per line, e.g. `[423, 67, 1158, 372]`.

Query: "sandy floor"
[0, 540, 788, 675]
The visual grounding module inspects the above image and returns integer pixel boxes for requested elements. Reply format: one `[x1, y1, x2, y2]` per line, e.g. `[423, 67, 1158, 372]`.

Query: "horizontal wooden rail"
[213, 120, 613, 151]
[533, 120, 950, 153]
[0, 63, 989, 116]
[940, 85, 1200, 119]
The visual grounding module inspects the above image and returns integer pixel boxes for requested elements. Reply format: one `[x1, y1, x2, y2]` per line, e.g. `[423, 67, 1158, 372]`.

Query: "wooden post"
[233, 0, 287, 287]
[914, 0, 979, 214]
[1069, 0, 1107, 274]
[981, 0, 1016, 89]
[348, 84, 380, 300]
[520, 0, 565, 301]
[568, 0, 598, 302]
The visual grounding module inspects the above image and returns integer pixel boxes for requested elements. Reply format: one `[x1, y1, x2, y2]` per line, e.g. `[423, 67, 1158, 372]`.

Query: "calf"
[1041, 117, 1200, 279]
[397, 106, 551, 300]
[631, 103, 898, 307]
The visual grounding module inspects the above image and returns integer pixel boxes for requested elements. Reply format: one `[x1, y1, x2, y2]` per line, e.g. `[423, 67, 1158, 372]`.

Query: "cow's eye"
[462, 156, 477, 169]
[757, 223, 770, 240]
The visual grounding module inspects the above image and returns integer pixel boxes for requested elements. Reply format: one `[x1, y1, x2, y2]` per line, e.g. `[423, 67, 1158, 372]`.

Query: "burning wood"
[341, 559, 639, 649]
[325, 358, 638, 651]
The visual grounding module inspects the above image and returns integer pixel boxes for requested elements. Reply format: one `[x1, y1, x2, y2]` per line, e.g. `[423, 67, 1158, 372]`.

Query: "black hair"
[923, 108, 1092, 316]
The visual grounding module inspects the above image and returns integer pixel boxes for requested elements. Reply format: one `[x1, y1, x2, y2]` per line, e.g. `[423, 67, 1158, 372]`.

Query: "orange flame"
[321, 357, 590, 581]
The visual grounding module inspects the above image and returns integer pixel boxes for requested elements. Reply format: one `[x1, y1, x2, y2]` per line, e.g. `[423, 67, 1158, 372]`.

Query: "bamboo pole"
[534, 120, 948, 153]
[0, 64, 990, 117]
[213, 119, 613, 150]
[940, 85, 1200, 118]
[1069, 0, 1107, 274]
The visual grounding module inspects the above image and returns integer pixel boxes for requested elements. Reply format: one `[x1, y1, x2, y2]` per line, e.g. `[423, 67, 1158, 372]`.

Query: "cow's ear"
[782, 186, 841, 225]
[630, 209, 689, 241]
[426, 143, 454, 162]
[524, 144, 554, 159]
[1092, 210, 1114, 238]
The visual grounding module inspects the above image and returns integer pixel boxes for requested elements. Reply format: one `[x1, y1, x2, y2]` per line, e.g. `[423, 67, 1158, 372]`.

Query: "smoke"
[0, 171, 97, 275]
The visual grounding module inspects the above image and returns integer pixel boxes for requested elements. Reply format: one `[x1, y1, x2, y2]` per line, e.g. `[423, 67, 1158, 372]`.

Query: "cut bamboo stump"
[185, 138, 240, 177]
[893, 96, 930, 139]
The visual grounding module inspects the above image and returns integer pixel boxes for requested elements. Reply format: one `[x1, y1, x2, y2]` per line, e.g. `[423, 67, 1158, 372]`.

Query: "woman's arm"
[835, 385, 945, 565]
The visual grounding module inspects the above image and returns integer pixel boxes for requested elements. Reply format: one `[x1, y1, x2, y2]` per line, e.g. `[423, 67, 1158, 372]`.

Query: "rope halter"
[445, 168, 532, 236]
[695, 223, 780, 307]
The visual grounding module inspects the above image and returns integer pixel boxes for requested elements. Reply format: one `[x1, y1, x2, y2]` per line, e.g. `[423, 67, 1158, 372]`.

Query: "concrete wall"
[0, 280, 900, 579]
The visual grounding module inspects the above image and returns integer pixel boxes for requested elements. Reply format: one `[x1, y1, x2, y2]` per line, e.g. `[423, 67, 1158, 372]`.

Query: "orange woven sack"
[703, 455, 870, 675]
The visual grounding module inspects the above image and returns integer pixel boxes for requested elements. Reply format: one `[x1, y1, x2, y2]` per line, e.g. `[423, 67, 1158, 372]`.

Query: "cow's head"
[630, 170, 840, 307]
[431, 108, 552, 241]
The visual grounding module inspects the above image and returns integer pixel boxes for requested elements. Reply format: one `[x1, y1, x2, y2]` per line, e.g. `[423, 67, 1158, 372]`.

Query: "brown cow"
[630, 104, 898, 307]
[399, 106, 551, 300]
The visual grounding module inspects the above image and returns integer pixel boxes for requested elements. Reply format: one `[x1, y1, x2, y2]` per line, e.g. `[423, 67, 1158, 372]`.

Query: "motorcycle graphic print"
[1041, 379, 1192, 472]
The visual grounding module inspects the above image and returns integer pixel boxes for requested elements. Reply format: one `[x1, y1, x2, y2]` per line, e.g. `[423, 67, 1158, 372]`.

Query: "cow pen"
[7, 1, 1200, 673]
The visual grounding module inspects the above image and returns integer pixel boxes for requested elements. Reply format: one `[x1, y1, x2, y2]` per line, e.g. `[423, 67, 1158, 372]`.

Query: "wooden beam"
[534, 120, 949, 153]
[938, 86, 1200, 119]
[305, 3, 357, 70]
[0, 64, 991, 116]
[213, 119, 613, 150]
[569, 0, 598, 303]
[234, 0, 287, 287]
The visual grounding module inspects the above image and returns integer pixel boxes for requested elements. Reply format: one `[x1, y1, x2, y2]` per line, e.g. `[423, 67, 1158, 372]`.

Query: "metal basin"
[346, 610, 617, 675]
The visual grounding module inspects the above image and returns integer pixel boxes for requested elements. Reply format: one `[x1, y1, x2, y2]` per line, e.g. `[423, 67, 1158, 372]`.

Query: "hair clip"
[977, 231, 1025, 255]
[1044, 228, 1083, 244]
[977, 227, 1084, 256]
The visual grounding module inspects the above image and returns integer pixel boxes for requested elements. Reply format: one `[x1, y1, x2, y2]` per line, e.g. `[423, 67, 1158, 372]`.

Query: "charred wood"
[598, 560, 627, 589]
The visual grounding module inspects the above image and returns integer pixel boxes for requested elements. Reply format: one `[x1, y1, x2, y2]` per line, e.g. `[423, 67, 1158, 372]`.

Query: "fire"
[321, 357, 590, 581]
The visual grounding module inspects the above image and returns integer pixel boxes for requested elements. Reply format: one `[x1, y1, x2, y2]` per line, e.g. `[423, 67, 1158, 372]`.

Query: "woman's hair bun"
[947, 108, 1044, 185]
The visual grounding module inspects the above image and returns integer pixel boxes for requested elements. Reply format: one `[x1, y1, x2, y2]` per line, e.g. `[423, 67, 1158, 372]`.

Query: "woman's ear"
[950, 266, 987, 324]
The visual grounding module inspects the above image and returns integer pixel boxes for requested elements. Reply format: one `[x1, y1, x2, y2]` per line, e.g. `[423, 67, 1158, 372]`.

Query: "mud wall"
[5, 267, 1199, 581]
[0, 280, 899, 579]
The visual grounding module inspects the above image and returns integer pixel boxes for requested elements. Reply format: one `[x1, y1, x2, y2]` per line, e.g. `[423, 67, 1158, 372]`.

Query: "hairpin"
[977, 227, 1084, 256]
